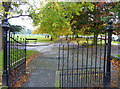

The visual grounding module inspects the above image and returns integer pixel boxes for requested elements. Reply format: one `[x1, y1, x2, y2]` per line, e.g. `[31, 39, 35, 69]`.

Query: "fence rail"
[58, 36, 107, 87]
[8, 31, 26, 87]
[57, 20, 115, 88]
[2, 18, 27, 87]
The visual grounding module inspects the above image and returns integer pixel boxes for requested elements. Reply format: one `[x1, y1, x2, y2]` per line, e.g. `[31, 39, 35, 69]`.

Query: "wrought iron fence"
[57, 20, 115, 88]
[9, 33, 26, 86]
[58, 36, 107, 87]
[2, 18, 26, 87]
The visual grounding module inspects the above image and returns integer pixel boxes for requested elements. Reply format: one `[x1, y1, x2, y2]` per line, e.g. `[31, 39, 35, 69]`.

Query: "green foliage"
[10, 25, 25, 32]
[32, 2, 94, 37]
[0, 2, 4, 19]
[111, 2, 120, 17]
[0, 1, 31, 19]
[71, 2, 120, 36]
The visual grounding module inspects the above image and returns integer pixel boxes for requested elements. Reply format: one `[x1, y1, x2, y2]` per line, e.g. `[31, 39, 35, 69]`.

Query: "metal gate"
[58, 21, 114, 87]
[2, 18, 26, 87]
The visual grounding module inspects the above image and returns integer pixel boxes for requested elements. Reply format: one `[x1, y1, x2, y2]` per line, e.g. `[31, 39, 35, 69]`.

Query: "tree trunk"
[93, 32, 98, 45]
[66, 35, 68, 40]
[50, 36, 53, 41]
[75, 35, 79, 38]
[70, 35, 72, 41]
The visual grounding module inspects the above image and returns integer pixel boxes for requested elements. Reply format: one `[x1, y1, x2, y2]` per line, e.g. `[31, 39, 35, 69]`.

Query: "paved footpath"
[22, 43, 59, 87]
[22, 42, 120, 87]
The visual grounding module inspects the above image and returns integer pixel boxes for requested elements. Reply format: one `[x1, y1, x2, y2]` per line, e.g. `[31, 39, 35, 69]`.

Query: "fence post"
[2, 18, 10, 86]
[105, 20, 114, 87]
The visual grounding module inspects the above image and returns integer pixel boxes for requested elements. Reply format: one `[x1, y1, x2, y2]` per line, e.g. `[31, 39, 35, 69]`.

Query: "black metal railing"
[58, 20, 114, 88]
[9, 33, 26, 87]
[2, 18, 26, 87]
[58, 36, 106, 87]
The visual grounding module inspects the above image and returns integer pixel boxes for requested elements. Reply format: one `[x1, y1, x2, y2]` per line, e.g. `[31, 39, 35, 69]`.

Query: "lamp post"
[2, 18, 10, 86]
[105, 20, 114, 87]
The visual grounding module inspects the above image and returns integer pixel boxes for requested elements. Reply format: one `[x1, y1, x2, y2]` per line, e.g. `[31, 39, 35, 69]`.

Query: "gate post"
[105, 20, 114, 87]
[2, 18, 10, 86]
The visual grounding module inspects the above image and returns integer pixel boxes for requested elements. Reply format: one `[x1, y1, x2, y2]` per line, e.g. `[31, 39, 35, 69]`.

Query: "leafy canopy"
[32, 2, 94, 37]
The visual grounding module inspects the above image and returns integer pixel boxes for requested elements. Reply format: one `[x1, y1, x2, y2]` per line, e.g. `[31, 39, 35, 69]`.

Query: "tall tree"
[31, 2, 94, 40]
[70, 2, 118, 43]
[10, 25, 25, 32]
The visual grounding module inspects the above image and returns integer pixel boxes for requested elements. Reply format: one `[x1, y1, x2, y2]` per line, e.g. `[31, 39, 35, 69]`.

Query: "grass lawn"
[71, 38, 105, 45]
[115, 55, 120, 57]
[13, 34, 55, 43]
[111, 54, 120, 61]
[0, 50, 38, 87]
[112, 41, 120, 44]
[26, 50, 39, 59]
[0, 50, 38, 71]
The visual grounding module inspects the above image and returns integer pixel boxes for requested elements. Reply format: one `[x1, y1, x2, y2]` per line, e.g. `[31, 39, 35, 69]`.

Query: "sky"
[9, 17, 36, 31]
[8, 1, 39, 31]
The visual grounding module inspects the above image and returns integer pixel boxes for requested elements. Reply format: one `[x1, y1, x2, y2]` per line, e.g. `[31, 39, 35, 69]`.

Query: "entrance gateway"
[2, 18, 114, 87]
[2, 18, 26, 87]
[57, 20, 114, 87]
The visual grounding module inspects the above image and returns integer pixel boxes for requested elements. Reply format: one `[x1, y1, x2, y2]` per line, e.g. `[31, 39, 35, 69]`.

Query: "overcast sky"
[9, 17, 36, 30]
[8, 1, 39, 31]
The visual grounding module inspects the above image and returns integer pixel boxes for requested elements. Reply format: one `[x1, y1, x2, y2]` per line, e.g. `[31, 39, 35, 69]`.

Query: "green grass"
[0, 49, 38, 70]
[26, 50, 38, 59]
[13, 34, 54, 43]
[55, 71, 60, 87]
[71, 38, 105, 45]
[0, 50, 38, 87]
[1, 86, 8, 89]
[0, 50, 38, 77]
[112, 41, 120, 44]
[115, 55, 120, 57]
[111, 54, 120, 61]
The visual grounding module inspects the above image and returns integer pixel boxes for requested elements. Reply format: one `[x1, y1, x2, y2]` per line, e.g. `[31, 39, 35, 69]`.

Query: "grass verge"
[111, 55, 120, 61]
[112, 41, 120, 44]
[0, 50, 39, 87]
[115, 55, 120, 57]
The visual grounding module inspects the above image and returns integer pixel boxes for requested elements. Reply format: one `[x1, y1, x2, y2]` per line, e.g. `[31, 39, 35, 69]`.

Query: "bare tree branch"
[8, 15, 31, 19]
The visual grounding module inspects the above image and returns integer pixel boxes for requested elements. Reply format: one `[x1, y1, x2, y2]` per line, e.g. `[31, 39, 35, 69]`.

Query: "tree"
[110, 2, 120, 35]
[10, 25, 26, 32]
[31, 2, 94, 40]
[70, 2, 119, 43]
[70, 3, 94, 38]
[0, 1, 35, 21]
